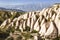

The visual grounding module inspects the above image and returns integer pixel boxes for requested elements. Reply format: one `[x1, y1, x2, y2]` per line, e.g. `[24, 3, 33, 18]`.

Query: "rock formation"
[0, 4, 60, 40]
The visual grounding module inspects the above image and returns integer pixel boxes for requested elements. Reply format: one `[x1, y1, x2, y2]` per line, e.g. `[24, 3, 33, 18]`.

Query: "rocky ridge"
[0, 4, 60, 40]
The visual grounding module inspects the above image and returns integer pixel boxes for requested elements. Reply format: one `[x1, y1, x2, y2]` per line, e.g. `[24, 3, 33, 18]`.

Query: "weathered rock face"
[0, 4, 60, 40]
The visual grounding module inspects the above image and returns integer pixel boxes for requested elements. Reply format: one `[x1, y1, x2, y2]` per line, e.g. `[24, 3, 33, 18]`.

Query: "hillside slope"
[0, 4, 60, 40]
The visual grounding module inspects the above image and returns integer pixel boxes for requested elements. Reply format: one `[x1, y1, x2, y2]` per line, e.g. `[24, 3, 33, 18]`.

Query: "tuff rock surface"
[0, 4, 60, 40]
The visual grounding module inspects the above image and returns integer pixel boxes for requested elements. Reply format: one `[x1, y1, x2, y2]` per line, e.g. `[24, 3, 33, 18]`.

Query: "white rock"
[39, 8, 46, 16]
[23, 13, 28, 19]
[34, 19, 40, 31]
[40, 19, 45, 26]
[30, 17, 34, 32]
[45, 22, 54, 36]
[29, 12, 32, 18]
[1, 20, 8, 28]
[27, 18, 31, 27]
[51, 13, 56, 21]
[15, 21, 19, 29]
[23, 21, 26, 30]
[39, 23, 46, 36]
[55, 14, 60, 35]
[13, 18, 17, 22]
[19, 24, 23, 32]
